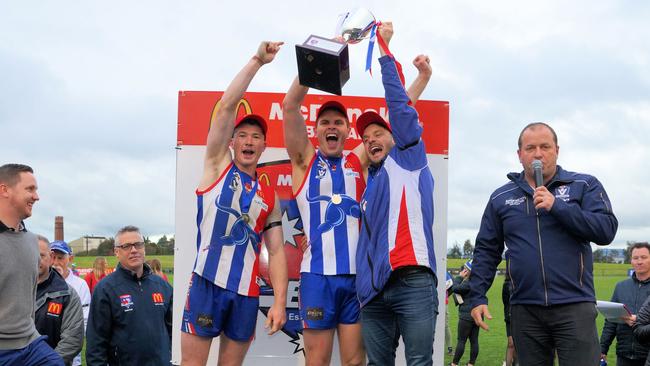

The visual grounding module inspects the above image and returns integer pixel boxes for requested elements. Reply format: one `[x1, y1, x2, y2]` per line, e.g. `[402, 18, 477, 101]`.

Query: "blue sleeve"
[379, 55, 423, 149]
[85, 284, 112, 365]
[550, 176, 618, 245]
[469, 197, 505, 307]
[379, 55, 428, 170]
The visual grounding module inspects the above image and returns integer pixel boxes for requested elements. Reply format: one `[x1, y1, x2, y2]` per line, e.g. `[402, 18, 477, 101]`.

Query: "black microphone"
[532, 159, 543, 187]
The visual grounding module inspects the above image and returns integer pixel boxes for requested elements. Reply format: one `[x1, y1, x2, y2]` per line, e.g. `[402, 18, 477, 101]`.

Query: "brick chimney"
[54, 216, 64, 241]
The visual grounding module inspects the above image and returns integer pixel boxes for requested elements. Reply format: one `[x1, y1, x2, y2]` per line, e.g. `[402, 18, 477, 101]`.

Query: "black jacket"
[86, 263, 173, 366]
[35, 268, 84, 365]
[451, 275, 473, 321]
[601, 274, 650, 360]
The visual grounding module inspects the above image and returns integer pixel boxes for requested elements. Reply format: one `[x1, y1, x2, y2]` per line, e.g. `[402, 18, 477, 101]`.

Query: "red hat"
[356, 111, 391, 137]
[235, 114, 268, 135]
[316, 100, 348, 120]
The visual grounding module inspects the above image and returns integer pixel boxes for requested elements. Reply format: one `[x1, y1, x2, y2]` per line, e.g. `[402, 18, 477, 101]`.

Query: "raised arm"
[199, 41, 283, 190]
[282, 77, 315, 176]
[407, 55, 432, 105]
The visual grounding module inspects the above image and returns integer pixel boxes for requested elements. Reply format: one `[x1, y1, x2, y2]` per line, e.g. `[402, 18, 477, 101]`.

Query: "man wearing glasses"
[86, 225, 173, 365]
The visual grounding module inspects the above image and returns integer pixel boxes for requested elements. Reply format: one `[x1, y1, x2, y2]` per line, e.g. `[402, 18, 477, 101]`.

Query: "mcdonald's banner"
[173, 91, 449, 365]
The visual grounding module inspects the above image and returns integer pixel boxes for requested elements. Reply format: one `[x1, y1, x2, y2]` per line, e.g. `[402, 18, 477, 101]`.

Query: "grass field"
[446, 259, 629, 365]
[72, 256, 631, 365]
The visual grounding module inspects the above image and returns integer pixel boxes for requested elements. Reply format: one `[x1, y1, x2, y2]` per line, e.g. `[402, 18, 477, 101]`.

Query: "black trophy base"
[296, 35, 350, 95]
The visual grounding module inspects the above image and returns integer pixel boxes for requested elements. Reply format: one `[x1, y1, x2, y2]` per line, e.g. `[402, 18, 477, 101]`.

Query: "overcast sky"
[2, 1, 648, 248]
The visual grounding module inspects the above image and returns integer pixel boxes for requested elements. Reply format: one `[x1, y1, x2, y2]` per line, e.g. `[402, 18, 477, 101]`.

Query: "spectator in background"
[147, 258, 168, 282]
[35, 235, 84, 365]
[451, 261, 479, 366]
[85, 257, 108, 294]
[86, 225, 173, 365]
[50, 240, 91, 366]
[0, 163, 63, 365]
[601, 242, 650, 366]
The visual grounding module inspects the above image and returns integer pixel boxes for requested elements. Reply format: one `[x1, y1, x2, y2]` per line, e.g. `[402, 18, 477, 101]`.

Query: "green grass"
[445, 266, 629, 365]
[72, 255, 630, 365]
[72, 255, 175, 271]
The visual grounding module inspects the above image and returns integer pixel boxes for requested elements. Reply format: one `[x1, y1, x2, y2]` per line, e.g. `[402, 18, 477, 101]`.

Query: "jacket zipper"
[507, 259, 516, 291]
[367, 254, 380, 292]
[579, 253, 584, 287]
[536, 214, 549, 305]
[361, 209, 379, 293]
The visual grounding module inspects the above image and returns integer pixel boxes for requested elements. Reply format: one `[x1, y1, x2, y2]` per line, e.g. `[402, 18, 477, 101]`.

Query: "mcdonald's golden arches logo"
[152, 292, 165, 305]
[47, 301, 62, 316]
[209, 98, 253, 130]
[258, 172, 271, 186]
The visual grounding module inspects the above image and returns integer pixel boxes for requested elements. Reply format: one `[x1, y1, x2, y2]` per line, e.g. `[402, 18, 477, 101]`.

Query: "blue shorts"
[0, 336, 64, 366]
[181, 273, 259, 342]
[299, 272, 360, 330]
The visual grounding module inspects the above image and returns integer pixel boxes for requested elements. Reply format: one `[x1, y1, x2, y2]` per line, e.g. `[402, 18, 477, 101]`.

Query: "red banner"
[177, 91, 449, 155]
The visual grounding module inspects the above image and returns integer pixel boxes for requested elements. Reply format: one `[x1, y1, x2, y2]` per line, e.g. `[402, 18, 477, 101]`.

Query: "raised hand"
[378, 21, 393, 45]
[413, 54, 432, 79]
[255, 41, 284, 65]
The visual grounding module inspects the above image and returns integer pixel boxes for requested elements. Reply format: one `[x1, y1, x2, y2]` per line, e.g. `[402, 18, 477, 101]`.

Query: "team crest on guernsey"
[315, 159, 328, 180]
[229, 172, 241, 191]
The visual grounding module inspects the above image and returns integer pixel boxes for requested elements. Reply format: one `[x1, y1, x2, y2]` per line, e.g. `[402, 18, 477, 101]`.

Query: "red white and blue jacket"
[356, 55, 437, 307]
[468, 166, 618, 308]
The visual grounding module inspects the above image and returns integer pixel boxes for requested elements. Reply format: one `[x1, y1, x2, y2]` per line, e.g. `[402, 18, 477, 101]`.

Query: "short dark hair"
[115, 225, 142, 246]
[517, 122, 558, 149]
[630, 242, 650, 255]
[0, 164, 34, 187]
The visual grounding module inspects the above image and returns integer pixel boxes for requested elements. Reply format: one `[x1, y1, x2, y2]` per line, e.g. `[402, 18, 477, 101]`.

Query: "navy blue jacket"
[600, 273, 650, 360]
[469, 166, 617, 307]
[86, 263, 173, 366]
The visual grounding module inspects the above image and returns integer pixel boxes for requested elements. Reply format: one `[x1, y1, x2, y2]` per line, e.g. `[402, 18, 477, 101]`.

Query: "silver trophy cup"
[296, 8, 376, 95]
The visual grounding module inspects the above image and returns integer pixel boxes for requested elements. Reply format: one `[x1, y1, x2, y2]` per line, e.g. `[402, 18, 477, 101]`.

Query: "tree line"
[76, 235, 175, 256]
[448, 239, 648, 264]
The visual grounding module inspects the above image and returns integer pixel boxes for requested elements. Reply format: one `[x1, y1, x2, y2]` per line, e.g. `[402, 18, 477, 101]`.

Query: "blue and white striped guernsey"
[193, 163, 276, 297]
[295, 150, 365, 275]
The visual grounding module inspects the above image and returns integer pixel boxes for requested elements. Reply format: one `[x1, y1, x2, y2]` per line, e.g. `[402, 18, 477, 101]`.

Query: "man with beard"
[354, 22, 439, 365]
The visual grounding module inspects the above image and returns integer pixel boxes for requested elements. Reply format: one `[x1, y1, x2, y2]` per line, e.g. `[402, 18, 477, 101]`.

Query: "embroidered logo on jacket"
[505, 196, 526, 206]
[152, 292, 164, 305]
[555, 185, 570, 201]
[47, 301, 62, 317]
[120, 294, 134, 312]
